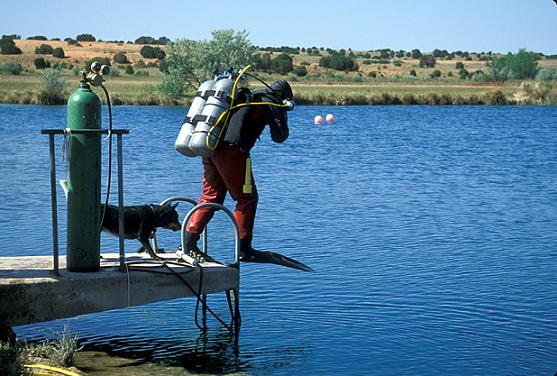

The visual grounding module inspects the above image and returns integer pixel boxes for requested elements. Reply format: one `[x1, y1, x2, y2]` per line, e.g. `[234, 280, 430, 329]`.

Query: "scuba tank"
[175, 79, 215, 157]
[188, 74, 235, 157]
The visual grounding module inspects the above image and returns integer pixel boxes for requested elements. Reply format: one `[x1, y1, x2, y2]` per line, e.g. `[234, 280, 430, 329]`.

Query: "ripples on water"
[1, 104, 556, 375]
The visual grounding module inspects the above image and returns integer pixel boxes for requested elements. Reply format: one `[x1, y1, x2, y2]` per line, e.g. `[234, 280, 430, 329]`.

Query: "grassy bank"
[0, 325, 82, 376]
[2, 71, 555, 106]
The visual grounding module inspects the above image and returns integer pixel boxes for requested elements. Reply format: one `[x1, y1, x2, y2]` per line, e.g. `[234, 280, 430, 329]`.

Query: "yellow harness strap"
[243, 157, 252, 194]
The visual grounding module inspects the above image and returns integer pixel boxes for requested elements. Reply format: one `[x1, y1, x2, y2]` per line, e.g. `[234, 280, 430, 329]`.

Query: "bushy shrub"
[35, 44, 54, 54]
[108, 67, 120, 77]
[368, 71, 377, 78]
[419, 55, 436, 68]
[286, 72, 298, 82]
[0, 37, 22, 55]
[140, 45, 166, 59]
[254, 53, 272, 71]
[135, 69, 149, 77]
[135, 36, 170, 45]
[292, 65, 307, 77]
[65, 38, 80, 46]
[536, 67, 557, 81]
[135, 36, 156, 44]
[472, 70, 486, 81]
[486, 90, 509, 105]
[455, 61, 464, 70]
[0, 61, 23, 75]
[38, 67, 66, 104]
[113, 52, 129, 64]
[125, 65, 134, 75]
[409, 69, 417, 77]
[429, 69, 442, 78]
[459, 68, 469, 79]
[52, 48, 65, 58]
[27, 35, 48, 40]
[319, 54, 357, 71]
[76, 33, 96, 42]
[411, 49, 422, 59]
[2, 34, 20, 40]
[34, 57, 50, 69]
[270, 53, 293, 74]
[135, 60, 146, 68]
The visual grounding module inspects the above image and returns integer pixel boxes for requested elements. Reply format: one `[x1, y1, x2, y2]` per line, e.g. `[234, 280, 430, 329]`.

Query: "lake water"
[1, 103, 556, 375]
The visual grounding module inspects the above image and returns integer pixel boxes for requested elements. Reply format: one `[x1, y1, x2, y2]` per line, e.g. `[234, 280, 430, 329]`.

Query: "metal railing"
[41, 128, 129, 275]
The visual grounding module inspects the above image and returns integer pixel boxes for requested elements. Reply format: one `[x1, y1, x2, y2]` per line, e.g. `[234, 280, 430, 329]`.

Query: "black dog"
[101, 203, 181, 260]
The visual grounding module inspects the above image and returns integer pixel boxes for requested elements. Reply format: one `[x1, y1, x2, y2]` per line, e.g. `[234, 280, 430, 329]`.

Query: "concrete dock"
[0, 253, 239, 327]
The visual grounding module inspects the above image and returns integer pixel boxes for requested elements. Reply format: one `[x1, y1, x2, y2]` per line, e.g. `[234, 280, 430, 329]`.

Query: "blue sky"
[2, 0, 556, 53]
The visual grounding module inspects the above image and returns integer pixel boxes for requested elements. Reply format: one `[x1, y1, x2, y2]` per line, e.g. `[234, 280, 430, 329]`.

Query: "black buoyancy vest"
[223, 90, 288, 151]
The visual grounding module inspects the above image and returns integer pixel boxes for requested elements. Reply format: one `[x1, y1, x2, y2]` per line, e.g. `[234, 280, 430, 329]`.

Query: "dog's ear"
[172, 203, 179, 209]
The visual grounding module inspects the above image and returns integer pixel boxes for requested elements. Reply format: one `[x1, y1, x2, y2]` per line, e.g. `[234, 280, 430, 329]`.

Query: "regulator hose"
[98, 84, 113, 232]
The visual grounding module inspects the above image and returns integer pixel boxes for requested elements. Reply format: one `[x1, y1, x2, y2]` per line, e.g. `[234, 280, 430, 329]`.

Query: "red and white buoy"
[326, 114, 335, 123]
[314, 115, 323, 125]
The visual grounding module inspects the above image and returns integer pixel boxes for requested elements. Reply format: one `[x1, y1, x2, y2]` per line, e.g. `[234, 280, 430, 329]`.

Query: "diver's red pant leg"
[186, 145, 258, 239]
[186, 157, 227, 235]
[207, 145, 258, 239]
[210, 146, 258, 239]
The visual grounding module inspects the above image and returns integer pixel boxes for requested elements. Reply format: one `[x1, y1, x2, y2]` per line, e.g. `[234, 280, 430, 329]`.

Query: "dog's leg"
[139, 238, 163, 261]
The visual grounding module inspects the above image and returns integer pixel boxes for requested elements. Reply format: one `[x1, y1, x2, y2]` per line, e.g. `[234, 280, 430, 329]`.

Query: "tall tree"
[159, 29, 257, 99]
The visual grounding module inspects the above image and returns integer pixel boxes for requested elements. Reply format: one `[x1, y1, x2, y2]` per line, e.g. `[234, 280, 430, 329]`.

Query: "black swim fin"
[240, 248, 313, 272]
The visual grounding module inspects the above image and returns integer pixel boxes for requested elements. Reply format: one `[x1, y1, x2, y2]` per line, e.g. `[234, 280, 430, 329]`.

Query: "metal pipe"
[153, 197, 198, 253]
[181, 203, 240, 268]
[48, 134, 60, 276]
[182, 203, 241, 329]
[117, 133, 125, 271]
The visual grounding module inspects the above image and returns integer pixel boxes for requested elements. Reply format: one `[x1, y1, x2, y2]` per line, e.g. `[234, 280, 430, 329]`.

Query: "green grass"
[0, 67, 555, 105]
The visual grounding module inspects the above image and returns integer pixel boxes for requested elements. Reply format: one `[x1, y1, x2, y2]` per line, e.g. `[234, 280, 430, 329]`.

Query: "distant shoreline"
[1, 39, 555, 106]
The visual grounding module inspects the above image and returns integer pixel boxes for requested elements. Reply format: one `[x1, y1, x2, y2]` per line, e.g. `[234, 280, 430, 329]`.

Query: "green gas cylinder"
[66, 83, 101, 272]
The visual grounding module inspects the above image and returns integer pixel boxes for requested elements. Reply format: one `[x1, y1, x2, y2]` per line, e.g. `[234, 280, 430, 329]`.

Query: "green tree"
[0, 37, 22, 55]
[76, 33, 96, 42]
[135, 36, 156, 44]
[140, 45, 166, 59]
[270, 53, 293, 74]
[319, 55, 357, 71]
[488, 49, 539, 81]
[159, 29, 257, 99]
[411, 49, 422, 59]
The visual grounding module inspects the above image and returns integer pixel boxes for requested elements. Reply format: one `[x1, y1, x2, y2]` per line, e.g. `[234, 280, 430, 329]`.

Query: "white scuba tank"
[175, 79, 215, 157]
[188, 76, 235, 157]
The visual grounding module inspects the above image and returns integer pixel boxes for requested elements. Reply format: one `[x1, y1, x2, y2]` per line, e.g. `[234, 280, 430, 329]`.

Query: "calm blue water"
[1, 103, 556, 375]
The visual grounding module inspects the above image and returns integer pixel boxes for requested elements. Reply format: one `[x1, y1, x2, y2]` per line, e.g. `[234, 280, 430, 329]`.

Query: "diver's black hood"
[269, 79, 293, 101]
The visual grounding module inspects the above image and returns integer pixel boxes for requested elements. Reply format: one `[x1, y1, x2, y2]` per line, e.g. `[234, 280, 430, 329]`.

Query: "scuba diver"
[176, 70, 311, 272]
